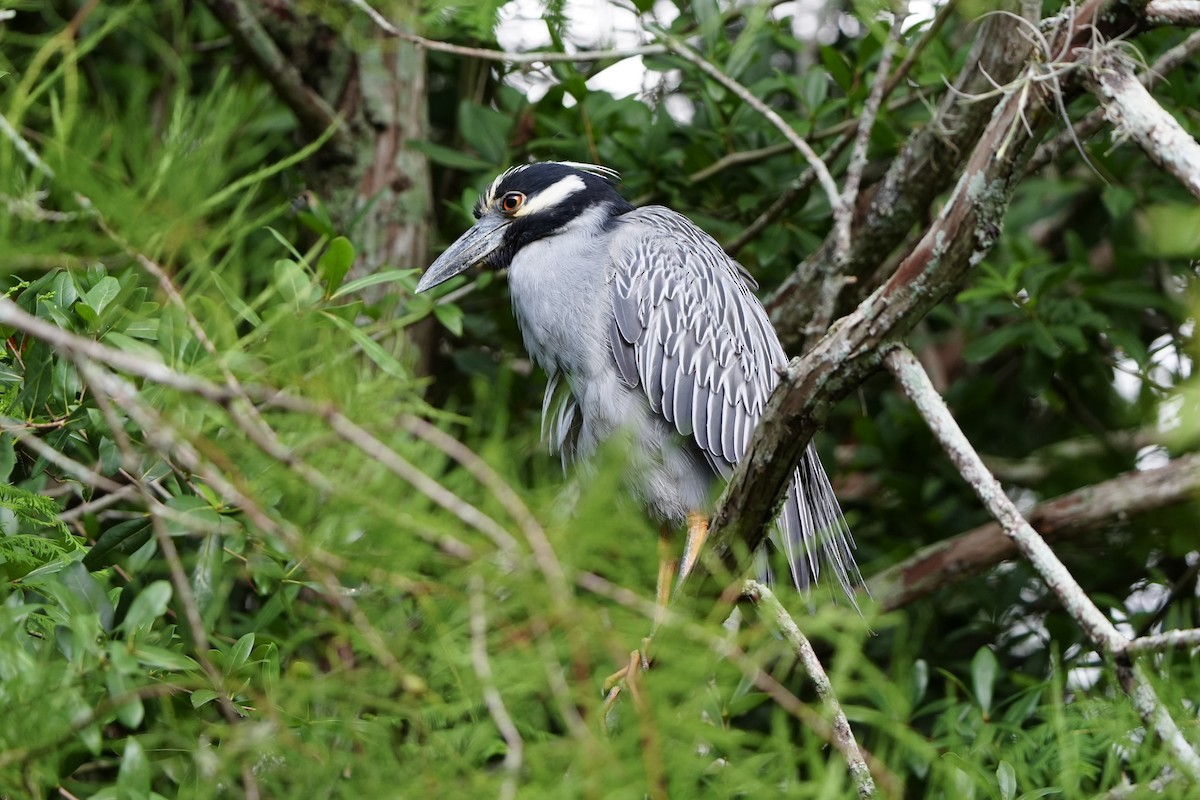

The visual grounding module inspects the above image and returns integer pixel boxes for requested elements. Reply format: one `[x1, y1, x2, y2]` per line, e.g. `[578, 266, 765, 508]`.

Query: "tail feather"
[773, 443, 862, 603]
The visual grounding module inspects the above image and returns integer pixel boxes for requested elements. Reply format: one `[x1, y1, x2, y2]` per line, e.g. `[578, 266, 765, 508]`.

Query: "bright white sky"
[495, 0, 942, 114]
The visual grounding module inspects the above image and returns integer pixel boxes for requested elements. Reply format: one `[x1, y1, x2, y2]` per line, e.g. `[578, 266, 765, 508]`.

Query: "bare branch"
[1126, 627, 1200, 654]
[836, 6, 909, 268]
[884, 346, 1200, 781]
[743, 581, 875, 800]
[344, 0, 666, 63]
[696, 0, 1146, 595]
[658, 32, 845, 221]
[767, 1, 1039, 352]
[868, 452, 1200, 611]
[470, 576, 523, 800]
[200, 0, 345, 144]
[1086, 49, 1200, 199]
[1028, 30, 1200, 174]
[885, 348, 1127, 645]
[1146, 0, 1200, 25]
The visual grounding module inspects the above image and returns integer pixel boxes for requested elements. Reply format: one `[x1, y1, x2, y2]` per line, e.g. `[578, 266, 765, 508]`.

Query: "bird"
[416, 161, 859, 611]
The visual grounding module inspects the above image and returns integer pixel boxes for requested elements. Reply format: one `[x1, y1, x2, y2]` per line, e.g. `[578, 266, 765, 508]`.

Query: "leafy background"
[1, 0, 1198, 798]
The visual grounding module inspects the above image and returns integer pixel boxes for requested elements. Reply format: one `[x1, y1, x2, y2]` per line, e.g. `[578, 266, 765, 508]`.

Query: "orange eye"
[500, 192, 525, 214]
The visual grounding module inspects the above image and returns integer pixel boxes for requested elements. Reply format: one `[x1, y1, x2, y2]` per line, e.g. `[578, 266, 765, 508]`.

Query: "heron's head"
[415, 162, 633, 293]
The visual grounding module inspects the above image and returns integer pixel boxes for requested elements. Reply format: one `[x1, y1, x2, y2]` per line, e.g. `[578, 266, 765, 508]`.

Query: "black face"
[474, 163, 634, 271]
[416, 163, 635, 294]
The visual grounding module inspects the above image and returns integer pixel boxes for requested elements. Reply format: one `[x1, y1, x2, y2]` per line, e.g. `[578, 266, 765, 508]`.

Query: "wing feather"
[607, 206, 860, 596]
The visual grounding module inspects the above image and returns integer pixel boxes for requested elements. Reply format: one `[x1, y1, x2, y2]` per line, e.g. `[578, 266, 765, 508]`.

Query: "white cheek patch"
[516, 175, 587, 217]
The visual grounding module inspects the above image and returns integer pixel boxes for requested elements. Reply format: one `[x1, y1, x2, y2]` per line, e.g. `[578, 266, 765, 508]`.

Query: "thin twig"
[403, 415, 565, 603]
[743, 580, 875, 799]
[576, 570, 900, 795]
[344, 0, 666, 63]
[469, 576, 524, 800]
[836, 6, 908, 266]
[1126, 628, 1200, 654]
[657, 32, 845, 219]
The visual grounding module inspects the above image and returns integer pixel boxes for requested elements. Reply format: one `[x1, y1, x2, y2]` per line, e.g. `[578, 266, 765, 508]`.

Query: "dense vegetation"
[1, 0, 1198, 797]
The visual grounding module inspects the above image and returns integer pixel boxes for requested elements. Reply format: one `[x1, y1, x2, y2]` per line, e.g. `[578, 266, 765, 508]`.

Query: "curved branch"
[884, 346, 1200, 782]
[200, 0, 345, 144]
[345, 0, 666, 63]
[744, 581, 876, 799]
[868, 452, 1200, 611]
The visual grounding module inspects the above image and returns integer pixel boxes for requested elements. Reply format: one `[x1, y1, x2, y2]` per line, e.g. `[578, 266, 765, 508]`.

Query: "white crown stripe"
[515, 174, 588, 217]
[481, 162, 621, 213]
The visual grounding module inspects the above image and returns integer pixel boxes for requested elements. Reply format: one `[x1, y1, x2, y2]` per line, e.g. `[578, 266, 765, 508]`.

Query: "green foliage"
[0, 1, 1197, 798]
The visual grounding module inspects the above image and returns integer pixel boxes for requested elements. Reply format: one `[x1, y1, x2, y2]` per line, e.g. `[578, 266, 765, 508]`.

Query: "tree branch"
[835, 6, 908, 270]
[1145, 0, 1200, 25]
[884, 346, 1200, 782]
[658, 32, 844, 223]
[692, 0, 1148, 593]
[767, 1, 1037, 352]
[1086, 49, 1200, 199]
[345, 0, 666, 63]
[868, 452, 1200, 611]
[744, 581, 876, 799]
[1027, 29, 1200, 175]
[200, 0, 345, 145]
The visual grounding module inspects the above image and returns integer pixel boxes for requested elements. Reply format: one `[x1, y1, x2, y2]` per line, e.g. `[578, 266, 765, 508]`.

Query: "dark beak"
[415, 214, 510, 293]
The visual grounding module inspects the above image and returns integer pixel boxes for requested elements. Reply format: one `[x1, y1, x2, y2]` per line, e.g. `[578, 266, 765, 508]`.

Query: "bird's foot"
[601, 638, 652, 728]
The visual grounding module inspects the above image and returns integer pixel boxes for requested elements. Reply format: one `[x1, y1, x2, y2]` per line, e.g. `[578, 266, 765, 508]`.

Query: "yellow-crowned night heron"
[417, 162, 858, 604]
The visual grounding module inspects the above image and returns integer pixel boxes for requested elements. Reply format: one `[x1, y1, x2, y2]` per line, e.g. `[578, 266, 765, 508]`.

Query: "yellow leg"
[603, 526, 679, 724]
[654, 527, 678, 631]
[680, 511, 710, 578]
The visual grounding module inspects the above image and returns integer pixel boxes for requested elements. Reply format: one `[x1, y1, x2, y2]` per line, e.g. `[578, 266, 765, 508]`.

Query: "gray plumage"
[417, 162, 859, 595]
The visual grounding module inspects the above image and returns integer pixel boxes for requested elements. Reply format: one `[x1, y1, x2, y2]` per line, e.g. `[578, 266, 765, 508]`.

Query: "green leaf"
[799, 70, 828, 114]
[229, 632, 255, 673]
[318, 236, 356, 296]
[458, 100, 512, 164]
[62, 561, 115, 632]
[433, 303, 464, 337]
[1101, 184, 1136, 220]
[331, 268, 419, 300]
[1137, 203, 1200, 257]
[122, 580, 172, 636]
[910, 658, 928, 704]
[410, 141, 496, 172]
[85, 276, 121, 315]
[75, 302, 99, 325]
[106, 668, 145, 729]
[274, 258, 317, 307]
[132, 644, 200, 672]
[996, 760, 1016, 800]
[971, 646, 998, 716]
[963, 325, 1027, 363]
[84, 519, 153, 570]
[190, 689, 221, 708]
[0, 434, 15, 483]
[117, 737, 151, 798]
[820, 46, 853, 91]
[322, 311, 408, 378]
